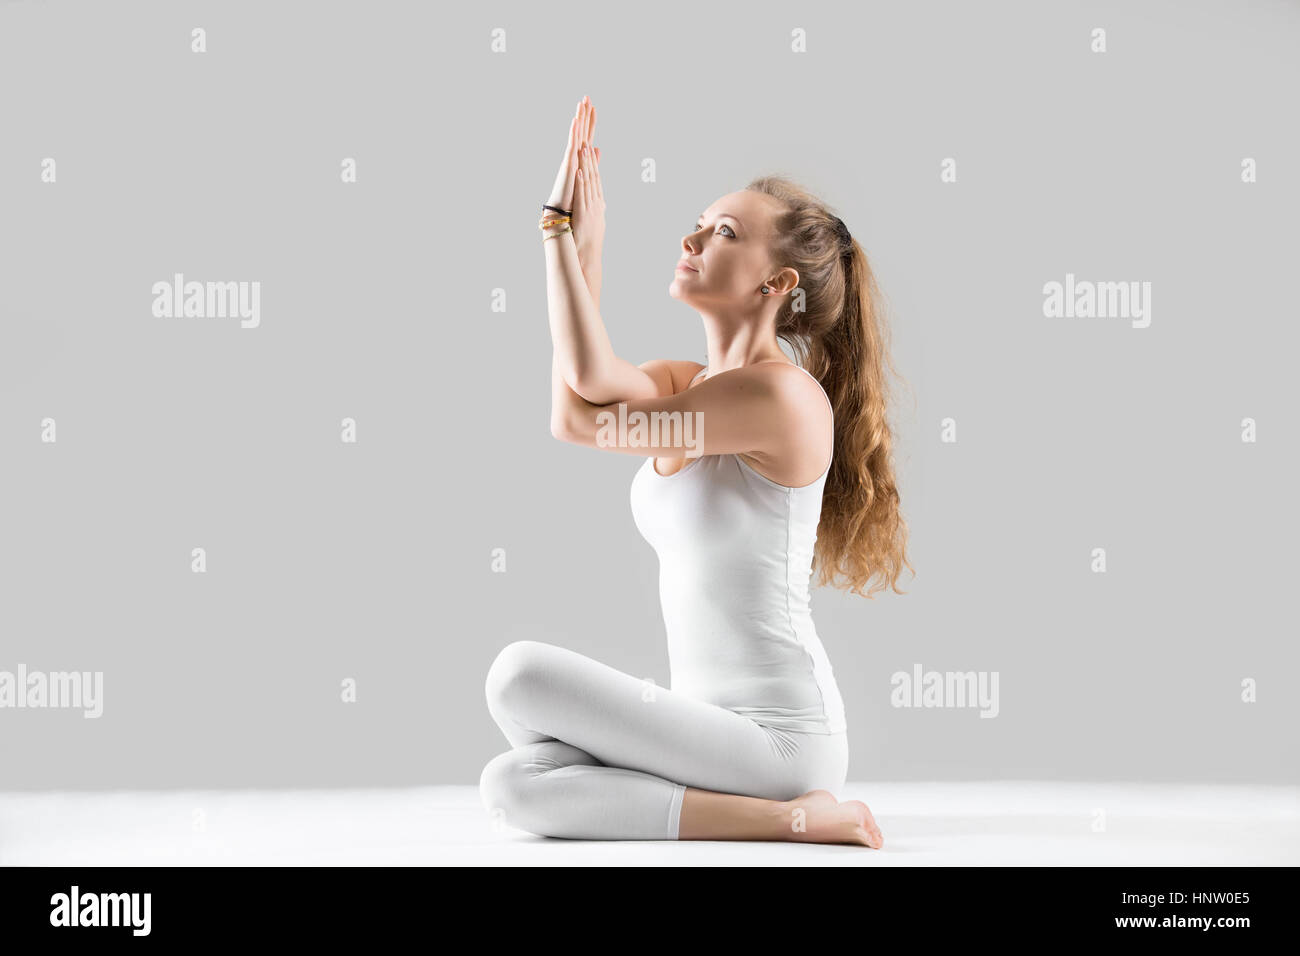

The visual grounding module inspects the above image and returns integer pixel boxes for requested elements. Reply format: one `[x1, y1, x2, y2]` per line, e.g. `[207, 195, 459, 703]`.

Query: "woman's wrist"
[540, 207, 572, 242]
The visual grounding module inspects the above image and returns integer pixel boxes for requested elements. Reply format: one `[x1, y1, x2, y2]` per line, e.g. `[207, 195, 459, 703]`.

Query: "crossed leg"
[478, 640, 863, 842]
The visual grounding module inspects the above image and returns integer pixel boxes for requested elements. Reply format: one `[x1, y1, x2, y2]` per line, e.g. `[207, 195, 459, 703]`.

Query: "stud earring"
[761, 286, 770, 294]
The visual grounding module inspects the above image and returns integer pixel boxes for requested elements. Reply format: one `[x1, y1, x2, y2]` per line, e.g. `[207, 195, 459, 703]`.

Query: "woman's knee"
[484, 640, 556, 712]
[479, 749, 527, 825]
[479, 742, 590, 837]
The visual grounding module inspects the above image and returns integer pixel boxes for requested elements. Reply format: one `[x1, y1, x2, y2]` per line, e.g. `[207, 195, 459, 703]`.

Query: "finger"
[583, 143, 598, 199]
[564, 117, 575, 181]
[589, 104, 597, 147]
[564, 115, 580, 201]
[590, 145, 603, 200]
[580, 98, 590, 150]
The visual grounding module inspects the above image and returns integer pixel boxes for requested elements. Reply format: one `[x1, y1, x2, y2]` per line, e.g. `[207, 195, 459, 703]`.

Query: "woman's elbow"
[549, 412, 571, 442]
[550, 415, 593, 447]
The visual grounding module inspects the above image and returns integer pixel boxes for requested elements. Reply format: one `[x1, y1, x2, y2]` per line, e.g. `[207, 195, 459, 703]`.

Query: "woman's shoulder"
[718, 361, 829, 414]
[637, 358, 826, 410]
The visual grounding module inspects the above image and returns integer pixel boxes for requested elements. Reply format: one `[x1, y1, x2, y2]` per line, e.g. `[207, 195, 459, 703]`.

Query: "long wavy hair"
[746, 176, 914, 598]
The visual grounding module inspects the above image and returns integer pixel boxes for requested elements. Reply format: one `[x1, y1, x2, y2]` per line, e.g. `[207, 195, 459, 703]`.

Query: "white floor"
[1, 781, 1296, 866]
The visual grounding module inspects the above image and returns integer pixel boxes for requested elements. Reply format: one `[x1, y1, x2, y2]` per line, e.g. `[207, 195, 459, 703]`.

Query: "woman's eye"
[695, 224, 735, 237]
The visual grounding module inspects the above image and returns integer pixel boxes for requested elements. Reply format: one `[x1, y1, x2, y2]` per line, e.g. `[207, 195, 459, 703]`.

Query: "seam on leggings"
[667, 783, 687, 840]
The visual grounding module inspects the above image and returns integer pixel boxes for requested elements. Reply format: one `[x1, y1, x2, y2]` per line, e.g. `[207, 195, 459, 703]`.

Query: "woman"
[480, 96, 912, 846]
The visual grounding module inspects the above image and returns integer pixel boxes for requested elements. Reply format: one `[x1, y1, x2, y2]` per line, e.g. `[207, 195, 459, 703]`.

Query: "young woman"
[480, 96, 912, 846]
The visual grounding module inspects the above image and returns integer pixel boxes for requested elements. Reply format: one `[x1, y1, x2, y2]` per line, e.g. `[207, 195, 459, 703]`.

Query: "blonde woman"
[480, 96, 911, 846]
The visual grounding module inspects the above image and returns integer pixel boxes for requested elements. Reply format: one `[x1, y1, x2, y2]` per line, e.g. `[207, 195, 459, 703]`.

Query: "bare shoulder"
[636, 359, 708, 398]
[734, 360, 830, 418]
[733, 361, 834, 485]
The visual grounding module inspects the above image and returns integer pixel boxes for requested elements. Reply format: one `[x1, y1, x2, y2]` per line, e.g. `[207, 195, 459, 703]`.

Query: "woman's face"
[669, 190, 783, 308]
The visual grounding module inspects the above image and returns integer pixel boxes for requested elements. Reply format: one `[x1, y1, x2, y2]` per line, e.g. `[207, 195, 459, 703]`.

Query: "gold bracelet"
[538, 216, 571, 229]
[543, 224, 573, 242]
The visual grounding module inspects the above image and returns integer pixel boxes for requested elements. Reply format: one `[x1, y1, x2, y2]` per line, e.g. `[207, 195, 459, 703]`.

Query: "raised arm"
[544, 231, 660, 405]
[543, 97, 657, 405]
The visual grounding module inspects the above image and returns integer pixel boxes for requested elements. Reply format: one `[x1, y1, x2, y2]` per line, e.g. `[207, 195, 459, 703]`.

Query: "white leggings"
[479, 640, 849, 840]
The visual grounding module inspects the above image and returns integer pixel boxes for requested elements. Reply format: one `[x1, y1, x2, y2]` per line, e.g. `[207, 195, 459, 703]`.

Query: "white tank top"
[629, 364, 848, 735]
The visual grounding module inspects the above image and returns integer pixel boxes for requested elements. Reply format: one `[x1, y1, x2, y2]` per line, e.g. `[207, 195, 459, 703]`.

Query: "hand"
[546, 95, 600, 212]
[572, 141, 606, 266]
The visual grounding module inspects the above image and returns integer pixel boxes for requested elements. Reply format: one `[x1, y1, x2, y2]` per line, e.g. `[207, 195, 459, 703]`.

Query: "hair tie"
[831, 215, 852, 251]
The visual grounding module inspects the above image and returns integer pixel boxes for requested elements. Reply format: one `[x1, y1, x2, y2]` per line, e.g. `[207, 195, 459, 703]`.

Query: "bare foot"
[777, 790, 884, 848]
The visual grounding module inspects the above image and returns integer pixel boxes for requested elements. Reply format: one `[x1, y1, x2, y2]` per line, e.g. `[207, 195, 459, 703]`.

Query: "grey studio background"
[1, 0, 1297, 792]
